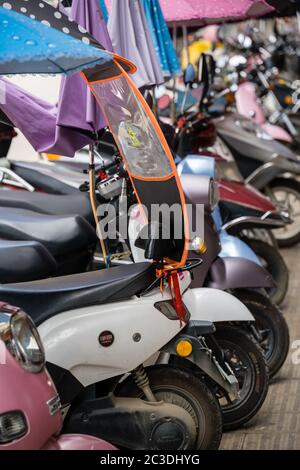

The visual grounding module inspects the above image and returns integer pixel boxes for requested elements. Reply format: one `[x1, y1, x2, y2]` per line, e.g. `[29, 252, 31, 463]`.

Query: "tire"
[234, 289, 290, 378]
[214, 326, 269, 431]
[268, 177, 300, 247]
[116, 365, 223, 450]
[242, 237, 289, 305]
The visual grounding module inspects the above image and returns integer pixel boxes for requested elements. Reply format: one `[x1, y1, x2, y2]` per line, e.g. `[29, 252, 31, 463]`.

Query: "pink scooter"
[235, 80, 292, 143]
[0, 302, 116, 451]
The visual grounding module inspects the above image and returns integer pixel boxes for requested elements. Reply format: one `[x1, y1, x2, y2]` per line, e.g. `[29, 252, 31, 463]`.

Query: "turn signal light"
[284, 95, 293, 105]
[176, 340, 193, 358]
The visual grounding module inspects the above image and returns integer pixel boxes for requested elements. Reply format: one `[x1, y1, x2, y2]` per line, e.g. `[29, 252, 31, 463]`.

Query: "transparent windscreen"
[90, 76, 173, 179]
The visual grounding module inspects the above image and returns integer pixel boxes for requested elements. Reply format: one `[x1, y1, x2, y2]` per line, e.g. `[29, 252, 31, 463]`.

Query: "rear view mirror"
[197, 53, 210, 109]
[205, 54, 216, 85]
[184, 63, 195, 86]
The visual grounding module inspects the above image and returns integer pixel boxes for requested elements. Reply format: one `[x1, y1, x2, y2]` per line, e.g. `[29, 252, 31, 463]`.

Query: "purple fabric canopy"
[0, 77, 91, 156]
[157, 0, 274, 26]
[57, 0, 113, 135]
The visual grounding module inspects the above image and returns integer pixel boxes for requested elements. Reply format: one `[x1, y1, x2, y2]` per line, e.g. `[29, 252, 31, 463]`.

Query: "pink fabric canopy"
[143, 0, 274, 26]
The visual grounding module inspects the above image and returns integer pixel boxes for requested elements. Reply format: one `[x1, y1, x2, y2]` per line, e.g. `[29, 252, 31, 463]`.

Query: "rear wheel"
[214, 326, 269, 431]
[268, 177, 300, 247]
[117, 365, 223, 450]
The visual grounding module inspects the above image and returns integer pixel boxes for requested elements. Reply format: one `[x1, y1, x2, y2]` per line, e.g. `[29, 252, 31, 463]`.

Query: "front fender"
[207, 257, 275, 289]
[183, 287, 254, 322]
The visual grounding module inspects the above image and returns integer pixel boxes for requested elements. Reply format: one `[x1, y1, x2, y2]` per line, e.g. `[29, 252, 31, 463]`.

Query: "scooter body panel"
[219, 231, 260, 264]
[236, 82, 292, 143]
[206, 256, 274, 290]
[0, 343, 62, 450]
[177, 154, 217, 177]
[38, 292, 184, 387]
[183, 287, 254, 322]
[215, 112, 298, 163]
[43, 435, 117, 451]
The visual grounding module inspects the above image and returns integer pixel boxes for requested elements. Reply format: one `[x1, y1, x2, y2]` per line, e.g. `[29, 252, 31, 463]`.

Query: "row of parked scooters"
[0, 28, 299, 450]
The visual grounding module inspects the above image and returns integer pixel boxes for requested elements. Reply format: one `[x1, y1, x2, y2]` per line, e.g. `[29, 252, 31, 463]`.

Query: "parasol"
[57, 0, 114, 137]
[108, 0, 164, 88]
[158, 0, 275, 27]
[141, 0, 181, 77]
[0, 2, 111, 75]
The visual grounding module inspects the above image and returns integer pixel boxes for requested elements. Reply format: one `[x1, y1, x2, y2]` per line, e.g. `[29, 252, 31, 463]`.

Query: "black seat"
[0, 190, 94, 224]
[0, 207, 96, 257]
[10, 162, 81, 195]
[0, 262, 155, 326]
[0, 240, 57, 283]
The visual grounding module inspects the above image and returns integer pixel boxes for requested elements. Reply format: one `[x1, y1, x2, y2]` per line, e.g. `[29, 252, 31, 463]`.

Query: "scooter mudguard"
[206, 256, 275, 290]
[219, 231, 261, 265]
[183, 287, 254, 322]
[43, 435, 117, 451]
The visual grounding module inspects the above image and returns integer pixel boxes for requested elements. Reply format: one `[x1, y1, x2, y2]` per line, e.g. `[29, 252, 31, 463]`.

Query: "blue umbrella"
[141, 0, 181, 77]
[0, 4, 111, 75]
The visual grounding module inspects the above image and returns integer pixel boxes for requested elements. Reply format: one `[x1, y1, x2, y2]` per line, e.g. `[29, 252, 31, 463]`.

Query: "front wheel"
[234, 289, 290, 378]
[116, 365, 223, 450]
[267, 177, 300, 247]
[213, 326, 269, 431]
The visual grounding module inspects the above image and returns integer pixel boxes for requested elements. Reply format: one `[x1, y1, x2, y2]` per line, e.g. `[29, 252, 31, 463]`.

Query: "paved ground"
[221, 247, 300, 450]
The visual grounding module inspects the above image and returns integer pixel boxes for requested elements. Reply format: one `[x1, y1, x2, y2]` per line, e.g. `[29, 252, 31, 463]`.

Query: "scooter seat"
[0, 240, 57, 283]
[0, 207, 96, 257]
[0, 190, 94, 224]
[10, 161, 81, 195]
[0, 262, 155, 326]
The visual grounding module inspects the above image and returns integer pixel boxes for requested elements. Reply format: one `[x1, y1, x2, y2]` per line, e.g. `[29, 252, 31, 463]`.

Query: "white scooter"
[0, 234, 252, 449]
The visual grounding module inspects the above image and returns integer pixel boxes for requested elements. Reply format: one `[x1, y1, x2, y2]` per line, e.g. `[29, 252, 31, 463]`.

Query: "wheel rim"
[270, 186, 300, 240]
[135, 384, 206, 449]
[217, 339, 255, 411]
[253, 315, 275, 362]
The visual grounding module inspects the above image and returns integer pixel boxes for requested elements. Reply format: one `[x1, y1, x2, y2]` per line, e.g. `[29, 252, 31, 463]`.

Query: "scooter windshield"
[82, 62, 188, 268]
[88, 76, 173, 180]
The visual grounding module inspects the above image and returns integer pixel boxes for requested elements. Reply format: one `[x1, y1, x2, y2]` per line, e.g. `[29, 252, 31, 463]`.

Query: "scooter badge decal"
[99, 331, 115, 347]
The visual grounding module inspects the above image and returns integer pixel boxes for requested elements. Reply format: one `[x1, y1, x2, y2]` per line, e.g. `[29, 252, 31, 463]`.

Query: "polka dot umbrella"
[0, 1, 112, 75]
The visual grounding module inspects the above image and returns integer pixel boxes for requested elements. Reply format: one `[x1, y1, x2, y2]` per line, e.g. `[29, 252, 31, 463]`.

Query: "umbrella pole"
[182, 25, 190, 65]
[297, 11, 300, 34]
[88, 143, 109, 265]
[171, 26, 178, 124]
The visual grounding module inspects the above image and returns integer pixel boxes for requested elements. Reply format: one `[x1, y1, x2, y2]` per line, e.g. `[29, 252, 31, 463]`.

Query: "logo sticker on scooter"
[99, 331, 115, 347]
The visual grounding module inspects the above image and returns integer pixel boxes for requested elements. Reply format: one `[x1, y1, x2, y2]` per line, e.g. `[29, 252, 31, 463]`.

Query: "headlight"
[0, 306, 45, 373]
[0, 411, 27, 444]
[191, 237, 207, 254]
